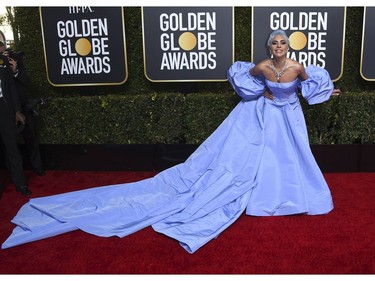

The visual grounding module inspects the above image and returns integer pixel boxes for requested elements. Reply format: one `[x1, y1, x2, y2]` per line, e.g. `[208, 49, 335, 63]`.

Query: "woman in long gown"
[2, 30, 340, 253]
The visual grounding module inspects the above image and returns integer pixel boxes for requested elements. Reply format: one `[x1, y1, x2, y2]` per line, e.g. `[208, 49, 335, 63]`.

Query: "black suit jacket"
[13, 61, 32, 108]
[0, 55, 21, 113]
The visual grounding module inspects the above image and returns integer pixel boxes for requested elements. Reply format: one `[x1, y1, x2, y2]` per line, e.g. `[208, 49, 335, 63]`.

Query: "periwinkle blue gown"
[2, 61, 334, 253]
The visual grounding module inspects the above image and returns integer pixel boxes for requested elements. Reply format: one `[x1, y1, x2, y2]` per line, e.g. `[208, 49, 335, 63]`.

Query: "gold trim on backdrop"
[251, 7, 254, 63]
[334, 7, 346, 83]
[360, 7, 375, 81]
[359, 6, 367, 81]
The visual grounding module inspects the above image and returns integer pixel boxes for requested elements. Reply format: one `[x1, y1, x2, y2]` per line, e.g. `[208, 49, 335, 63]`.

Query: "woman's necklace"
[271, 59, 288, 82]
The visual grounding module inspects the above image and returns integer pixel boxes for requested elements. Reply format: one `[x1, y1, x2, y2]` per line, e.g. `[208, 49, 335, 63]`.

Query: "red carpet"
[0, 170, 374, 274]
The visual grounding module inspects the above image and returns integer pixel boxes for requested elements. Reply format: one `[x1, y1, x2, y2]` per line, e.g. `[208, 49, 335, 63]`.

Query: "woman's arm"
[296, 63, 309, 81]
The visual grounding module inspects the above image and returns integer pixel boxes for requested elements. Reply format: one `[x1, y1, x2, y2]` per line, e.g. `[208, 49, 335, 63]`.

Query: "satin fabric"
[2, 61, 334, 253]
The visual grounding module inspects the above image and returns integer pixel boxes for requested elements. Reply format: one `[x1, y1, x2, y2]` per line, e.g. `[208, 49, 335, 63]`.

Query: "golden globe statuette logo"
[75, 38, 92, 56]
[179, 32, 197, 51]
[289, 31, 307, 51]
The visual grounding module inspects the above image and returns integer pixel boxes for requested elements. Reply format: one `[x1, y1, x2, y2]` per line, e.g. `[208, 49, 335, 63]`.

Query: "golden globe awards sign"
[252, 7, 346, 81]
[40, 7, 128, 86]
[360, 7, 375, 81]
[142, 7, 234, 82]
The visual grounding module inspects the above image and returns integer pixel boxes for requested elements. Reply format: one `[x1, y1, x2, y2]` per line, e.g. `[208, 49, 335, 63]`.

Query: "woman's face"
[269, 34, 289, 58]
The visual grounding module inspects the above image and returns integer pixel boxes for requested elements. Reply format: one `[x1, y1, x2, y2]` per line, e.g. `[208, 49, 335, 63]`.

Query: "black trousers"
[0, 98, 26, 187]
[20, 112, 43, 171]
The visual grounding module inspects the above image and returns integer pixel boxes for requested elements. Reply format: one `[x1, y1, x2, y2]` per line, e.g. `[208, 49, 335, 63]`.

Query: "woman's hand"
[263, 88, 274, 100]
[331, 88, 341, 96]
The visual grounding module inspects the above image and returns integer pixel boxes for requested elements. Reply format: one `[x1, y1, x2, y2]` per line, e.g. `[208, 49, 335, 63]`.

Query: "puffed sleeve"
[227, 61, 266, 100]
[300, 65, 334, 105]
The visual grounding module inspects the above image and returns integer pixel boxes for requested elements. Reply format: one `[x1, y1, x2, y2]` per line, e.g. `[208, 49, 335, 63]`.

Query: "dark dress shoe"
[16, 185, 32, 196]
[35, 168, 46, 176]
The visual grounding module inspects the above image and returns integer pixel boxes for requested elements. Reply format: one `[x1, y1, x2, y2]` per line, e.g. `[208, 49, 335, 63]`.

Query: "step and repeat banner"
[40, 7, 128, 86]
[142, 7, 234, 82]
[252, 7, 346, 82]
[360, 7, 375, 81]
[39, 6, 375, 86]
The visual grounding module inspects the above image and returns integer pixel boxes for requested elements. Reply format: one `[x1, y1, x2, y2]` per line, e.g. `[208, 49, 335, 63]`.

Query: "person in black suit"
[2, 46, 45, 177]
[0, 40, 31, 196]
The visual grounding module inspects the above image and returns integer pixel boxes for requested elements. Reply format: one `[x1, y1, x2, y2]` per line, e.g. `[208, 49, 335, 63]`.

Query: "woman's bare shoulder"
[288, 59, 305, 73]
[287, 59, 308, 80]
[288, 58, 303, 68]
[250, 59, 271, 75]
[257, 59, 272, 67]
[255, 59, 272, 71]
